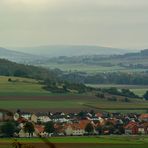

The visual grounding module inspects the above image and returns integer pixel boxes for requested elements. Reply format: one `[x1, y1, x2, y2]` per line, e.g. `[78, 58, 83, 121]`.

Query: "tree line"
[61, 71, 148, 85]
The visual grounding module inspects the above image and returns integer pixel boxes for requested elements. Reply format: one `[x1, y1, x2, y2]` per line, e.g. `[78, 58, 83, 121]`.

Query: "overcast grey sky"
[0, 0, 148, 49]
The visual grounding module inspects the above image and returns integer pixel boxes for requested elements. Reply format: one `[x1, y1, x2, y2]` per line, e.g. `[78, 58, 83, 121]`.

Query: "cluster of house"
[1, 110, 148, 137]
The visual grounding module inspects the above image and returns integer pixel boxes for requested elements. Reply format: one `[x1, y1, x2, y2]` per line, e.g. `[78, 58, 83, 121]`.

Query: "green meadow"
[0, 76, 147, 112]
[40, 63, 147, 74]
[0, 76, 50, 96]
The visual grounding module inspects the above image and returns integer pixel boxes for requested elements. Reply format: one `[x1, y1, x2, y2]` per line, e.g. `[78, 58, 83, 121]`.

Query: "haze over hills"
[0, 47, 45, 64]
[13, 45, 131, 57]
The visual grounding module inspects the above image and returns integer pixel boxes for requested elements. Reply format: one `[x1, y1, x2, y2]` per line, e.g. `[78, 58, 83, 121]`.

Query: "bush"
[143, 91, 148, 100]
[96, 92, 105, 98]
[1, 122, 17, 137]
[107, 97, 117, 102]
[8, 78, 12, 82]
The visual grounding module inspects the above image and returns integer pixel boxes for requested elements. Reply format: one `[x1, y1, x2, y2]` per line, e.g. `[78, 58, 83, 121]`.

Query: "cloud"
[0, 0, 148, 48]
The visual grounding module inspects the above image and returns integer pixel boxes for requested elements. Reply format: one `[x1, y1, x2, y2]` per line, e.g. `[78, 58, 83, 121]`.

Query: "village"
[0, 109, 148, 137]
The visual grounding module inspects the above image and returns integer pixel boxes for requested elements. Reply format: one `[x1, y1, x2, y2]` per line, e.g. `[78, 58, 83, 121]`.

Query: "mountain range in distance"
[0, 45, 139, 64]
[0, 47, 46, 64]
[12, 45, 133, 57]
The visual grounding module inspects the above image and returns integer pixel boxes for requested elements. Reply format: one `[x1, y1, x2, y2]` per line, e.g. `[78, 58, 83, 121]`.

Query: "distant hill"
[32, 48, 148, 74]
[13, 45, 130, 57]
[141, 49, 148, 56]
[0, 47, 44, 64]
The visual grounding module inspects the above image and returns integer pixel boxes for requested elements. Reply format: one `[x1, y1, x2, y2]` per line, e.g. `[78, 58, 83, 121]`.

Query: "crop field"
[0, 76, 148, 113]
[0, 136, 148, 148]
[0, 97, 148, 113]
[131, 88, 148, 96]
[0, 76, 51, 96]
[40, 63, 125, 73]
[39, 63, 147, 74]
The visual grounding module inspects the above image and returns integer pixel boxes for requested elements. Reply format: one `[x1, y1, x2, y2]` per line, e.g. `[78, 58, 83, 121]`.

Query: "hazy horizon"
[0, 0, 148, 50]
[3, 44, 141, 52]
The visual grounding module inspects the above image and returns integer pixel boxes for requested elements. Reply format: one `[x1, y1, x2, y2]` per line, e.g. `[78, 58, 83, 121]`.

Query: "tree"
[63, 85, 68, 92]
[107, 96, 117, 102]
[24, 122, 35, 137]
[1, 121, 17, 137]
[123, 97, 130, 102]
[85, 123, 94, 135]
[143, 91, 148, 100]
[96, 92, 105, 98]
[95, 126, 102, 135]
[14, 69, 27, 77]
[102, 122, 115, 134]
[44, 121, 55, 136]
[8, 78, 12, 82]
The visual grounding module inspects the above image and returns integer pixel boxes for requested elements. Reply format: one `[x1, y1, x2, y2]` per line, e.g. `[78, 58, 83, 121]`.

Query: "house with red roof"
[139, 114, 148, 122]
[64, 119, 92, 136]
[125, 121, 138, 135]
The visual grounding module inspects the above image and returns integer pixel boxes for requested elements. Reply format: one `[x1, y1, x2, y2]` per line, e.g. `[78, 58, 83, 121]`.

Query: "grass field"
[0, 76, 51, 96]
[0, 76, 148, 113]
[0, 98, 148, 113]
[0, 136, 148, 148]
[131, 88, 148, 97]
[39, 63, 147, 74]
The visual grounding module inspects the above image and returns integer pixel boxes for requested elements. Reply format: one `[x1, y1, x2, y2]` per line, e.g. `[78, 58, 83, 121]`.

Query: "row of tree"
[61, 71, 148, 85]
[101, 87, 139, 98]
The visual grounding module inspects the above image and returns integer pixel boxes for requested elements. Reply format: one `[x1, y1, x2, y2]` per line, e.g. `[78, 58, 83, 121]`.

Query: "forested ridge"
[61, 71, 148, 85]
[0, 58, 148, 86]
[0, 59, 58, 81]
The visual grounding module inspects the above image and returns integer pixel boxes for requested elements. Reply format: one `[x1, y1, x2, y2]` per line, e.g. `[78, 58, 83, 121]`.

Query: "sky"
[0, 0, 148, 49]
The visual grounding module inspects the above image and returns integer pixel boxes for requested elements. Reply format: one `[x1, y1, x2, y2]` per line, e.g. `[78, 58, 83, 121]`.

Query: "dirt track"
[0, 95, 97, 101]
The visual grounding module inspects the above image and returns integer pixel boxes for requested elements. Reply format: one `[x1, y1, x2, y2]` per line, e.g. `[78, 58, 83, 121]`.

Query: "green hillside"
[0, 76, 50, 96]
[0, 76, 147, 112]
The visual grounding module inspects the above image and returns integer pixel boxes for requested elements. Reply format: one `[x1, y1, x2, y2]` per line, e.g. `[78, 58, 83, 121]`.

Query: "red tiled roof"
[35, 125, 45, 133]
[79, 120, 91, 129]
[125, 122, 138, 129]
[139, 114, 148, 119]
[64, 120, 91, 130]
[106, 118, 117, 125]
[17, 117, 27, 123]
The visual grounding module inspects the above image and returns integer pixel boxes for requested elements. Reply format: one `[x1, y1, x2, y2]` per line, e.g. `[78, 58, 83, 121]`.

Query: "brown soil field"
[0, 95, 97, 101]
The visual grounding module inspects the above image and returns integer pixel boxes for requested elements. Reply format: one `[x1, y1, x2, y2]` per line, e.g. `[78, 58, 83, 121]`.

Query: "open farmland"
[0, 76, 148, 113]
[0, 76, 50, 96]
[131, 88, 148, 97]
[0, 136, 148, 148]
[39, 63, 125, 74]
[39, 63, 148, 74]
[0, 94, 148, 113]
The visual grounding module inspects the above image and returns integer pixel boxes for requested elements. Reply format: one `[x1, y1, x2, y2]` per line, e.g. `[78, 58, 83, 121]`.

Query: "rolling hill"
[32, 49, 148, 74]
[0, 58, 58, 81]
[0, 47, 45, 64]
[0, 76, 148, 113]
[13, 45, 130, 57]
